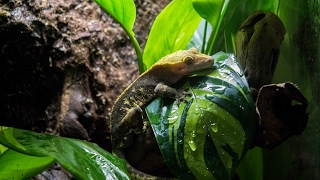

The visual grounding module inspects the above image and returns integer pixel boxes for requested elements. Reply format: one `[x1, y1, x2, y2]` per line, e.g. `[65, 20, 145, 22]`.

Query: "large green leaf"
[146, 52, 255, 179]
[0, 149, 55, 179]
[0, 127, 130, 180]
[143, 0, 202, 71]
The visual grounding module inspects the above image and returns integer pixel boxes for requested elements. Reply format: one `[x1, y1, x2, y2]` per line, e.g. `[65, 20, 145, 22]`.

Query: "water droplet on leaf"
[188, 140, 197, 151]
[168, 115, 178, 124]
[211, 123, 218, 132]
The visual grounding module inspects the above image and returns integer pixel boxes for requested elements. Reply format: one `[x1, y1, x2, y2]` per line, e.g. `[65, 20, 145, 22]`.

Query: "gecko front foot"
[154, 83, 191, 104]
[175, 89, 192, 104]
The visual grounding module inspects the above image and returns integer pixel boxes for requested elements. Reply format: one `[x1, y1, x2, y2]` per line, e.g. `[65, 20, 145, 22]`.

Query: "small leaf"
[94, 0, 144, 72]
[143, 0, 202, 70]
[94, 0, 136, 37]
[0, 127, 130, 180]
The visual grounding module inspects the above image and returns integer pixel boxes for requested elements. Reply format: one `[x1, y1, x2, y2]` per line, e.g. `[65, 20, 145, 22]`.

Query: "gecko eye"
[183, 56, 195, 65]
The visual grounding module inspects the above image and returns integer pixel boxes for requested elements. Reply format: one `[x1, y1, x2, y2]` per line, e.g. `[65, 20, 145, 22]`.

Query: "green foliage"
[146, 52, 255, 179]
[192, 0, 242, 54]
[236, 147, 263, 180]
[0, 149, 55, 179]
[143, 0, 202, 70]
[1, 0, 318, 179]
[93, 0, 143, 72]
[270, 1, 320, 179]
[0, 127, 130, 180]
[94, 0, 136, 35]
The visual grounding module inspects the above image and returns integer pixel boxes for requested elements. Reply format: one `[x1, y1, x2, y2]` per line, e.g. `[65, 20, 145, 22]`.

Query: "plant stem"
[201, 21, 208, 54]
[130, 36, 144, 73]
[124, 28, 144, 74]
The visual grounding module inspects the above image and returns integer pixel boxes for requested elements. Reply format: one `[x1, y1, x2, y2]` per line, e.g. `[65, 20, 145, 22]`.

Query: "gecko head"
[156, 48, 214, 78]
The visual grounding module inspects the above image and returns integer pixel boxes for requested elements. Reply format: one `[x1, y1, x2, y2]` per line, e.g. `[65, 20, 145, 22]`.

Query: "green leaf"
[2, 126, 26, 151]
[236, 147, 264, 180]
[143, 0, 202, 71]
[192, 0, 224, 27]
[187, 20, 212, 53]
[94, 0, 143, 72]
[0, 127, 130, 180]
[223, 0, 280, 53]
[93, 0, 136, 36]
[0, 142, 8, 154]
[146, 52, 255, 179]
[0, 149, 55, 179]
[192, 0, 242, 54]
[269, 1, 320, 179]
[273, 0, 314, 94]
[191, 0, 281, 53]
[237, 0, 280, 14]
